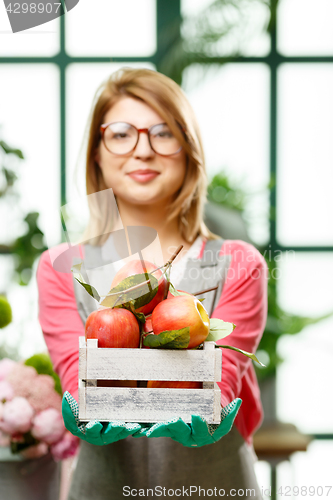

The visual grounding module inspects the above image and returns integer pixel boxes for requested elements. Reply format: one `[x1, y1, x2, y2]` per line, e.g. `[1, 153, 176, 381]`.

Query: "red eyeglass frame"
[99, 121, 185, 157]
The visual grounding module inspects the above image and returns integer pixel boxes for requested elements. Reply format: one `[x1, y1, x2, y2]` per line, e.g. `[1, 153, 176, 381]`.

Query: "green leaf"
[135, 312, 146, 324]
[206, 318, 235, 342]
[215, 344, 266, 367]
[168, 283, 189, 297]
[71, 263, 100, 302]
[143, 327, 190, 349]
[10, 432, 38, 454]
[0, 140, 24, 159]
[100, 273, 158, 309]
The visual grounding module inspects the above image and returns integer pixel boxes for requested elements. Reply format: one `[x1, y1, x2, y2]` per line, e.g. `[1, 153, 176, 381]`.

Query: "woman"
[37, 68, 267, 499]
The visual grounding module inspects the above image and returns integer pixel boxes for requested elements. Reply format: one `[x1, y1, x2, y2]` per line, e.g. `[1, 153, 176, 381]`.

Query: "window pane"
[277, 64, 333, 247]
[0, 2, 59, 56]
[66, 62, 156, 206]
[0, 64, 61, 247]
[277, 0, 333, 56]
[183, 63, 270, 245]
[181, 0, 270, 57]
[265, 442, 333, 493]
[65, 0, 156, 56]
[289, 441, 333, 492]
[277, 253, 333, 433]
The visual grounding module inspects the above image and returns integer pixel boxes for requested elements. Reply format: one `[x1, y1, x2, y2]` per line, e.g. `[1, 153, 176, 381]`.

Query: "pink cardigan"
[37, 239, 267, 445]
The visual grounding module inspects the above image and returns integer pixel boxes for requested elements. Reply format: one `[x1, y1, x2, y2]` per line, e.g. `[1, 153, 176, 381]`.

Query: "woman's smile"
[127, 169, 160, 183]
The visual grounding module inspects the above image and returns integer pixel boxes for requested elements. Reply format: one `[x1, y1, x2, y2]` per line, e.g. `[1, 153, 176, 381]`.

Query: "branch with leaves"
[72, 248, 264, 366]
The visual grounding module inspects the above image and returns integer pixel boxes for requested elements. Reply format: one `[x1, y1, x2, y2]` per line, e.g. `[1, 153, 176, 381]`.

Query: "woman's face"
[96, 97, 187, 210]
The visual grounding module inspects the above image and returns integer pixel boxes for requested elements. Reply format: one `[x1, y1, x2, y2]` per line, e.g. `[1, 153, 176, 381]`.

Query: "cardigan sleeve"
[36, 246, 84, 403]
[210, 240, 268, 407]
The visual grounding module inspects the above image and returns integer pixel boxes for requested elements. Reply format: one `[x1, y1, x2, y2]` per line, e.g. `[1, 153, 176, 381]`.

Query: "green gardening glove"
[62, 391, 143, 446]
[137, 398, 242, 447]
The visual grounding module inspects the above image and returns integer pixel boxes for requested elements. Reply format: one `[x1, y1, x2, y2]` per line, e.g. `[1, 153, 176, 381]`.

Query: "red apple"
[147, 380, 202, 389]
[85, 308, 140, 348]
[143, 316, 153, 333]
[151, 294, 210, 349]
[111, 259, 168, 315]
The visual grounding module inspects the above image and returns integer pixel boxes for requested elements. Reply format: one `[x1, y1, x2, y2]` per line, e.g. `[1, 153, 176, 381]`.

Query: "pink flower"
[0, 380, 14, 403]
[5, 364, 37, 399]
[31, 408, 65, 445]
[20, 442, 49, 460]
[0, 397, 34, 434]
[6, 367, 61, 413]
[27, 376, 62, 413]
[50, 432, 80, 461]
[0, 358, 16, 381]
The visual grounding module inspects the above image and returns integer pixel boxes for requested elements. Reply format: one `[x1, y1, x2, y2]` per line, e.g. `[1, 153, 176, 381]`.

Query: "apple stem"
[149, 245, 184, 277]
[193, 286, 219, 297]
[112, 294, 124, 308]
[140, 331, 153, 348]
[163, 280, 170, 300]
[166, 245, 184, 265]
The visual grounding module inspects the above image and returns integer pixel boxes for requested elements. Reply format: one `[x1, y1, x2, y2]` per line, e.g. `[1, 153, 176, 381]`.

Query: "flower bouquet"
[0, 355, 79, 461]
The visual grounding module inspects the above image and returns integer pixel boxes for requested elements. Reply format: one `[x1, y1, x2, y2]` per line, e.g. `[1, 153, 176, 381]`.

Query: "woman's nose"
[133, 131, 154, 158]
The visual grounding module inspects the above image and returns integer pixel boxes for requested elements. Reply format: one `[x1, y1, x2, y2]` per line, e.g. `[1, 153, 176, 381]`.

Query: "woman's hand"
[138, 398, 242, 447]
[62, 392, 143, 446]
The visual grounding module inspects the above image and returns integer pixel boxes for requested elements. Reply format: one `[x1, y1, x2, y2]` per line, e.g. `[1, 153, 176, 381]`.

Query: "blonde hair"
[83, 67, 219, 245]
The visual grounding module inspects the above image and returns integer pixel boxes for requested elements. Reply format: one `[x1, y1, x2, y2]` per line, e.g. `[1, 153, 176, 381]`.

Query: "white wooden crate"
[79, 337, 222, 424]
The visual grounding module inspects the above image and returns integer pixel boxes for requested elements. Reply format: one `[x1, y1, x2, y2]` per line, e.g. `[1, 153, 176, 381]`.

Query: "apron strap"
[72, 244, 100, 326]
[176, 238, 231, 316]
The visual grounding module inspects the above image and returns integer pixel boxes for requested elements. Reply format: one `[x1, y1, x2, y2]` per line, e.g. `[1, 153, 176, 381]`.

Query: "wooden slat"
[215, 347, 222, 383]
[213, 384, 222, 423]
[79, 340, 218, 382]
[79, 379, 86, 418]
[87, 338, 98, 348]
[79, 337, 86, 348]
[79, 387, 220, 424]
[78, 338, 223, 423]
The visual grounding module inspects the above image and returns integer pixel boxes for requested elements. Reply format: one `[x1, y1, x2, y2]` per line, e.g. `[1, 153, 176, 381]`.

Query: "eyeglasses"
[100, 121, 183, 157]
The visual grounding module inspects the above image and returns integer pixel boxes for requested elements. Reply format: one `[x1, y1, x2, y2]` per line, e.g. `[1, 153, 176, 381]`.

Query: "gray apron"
[68, 238, 263, 499]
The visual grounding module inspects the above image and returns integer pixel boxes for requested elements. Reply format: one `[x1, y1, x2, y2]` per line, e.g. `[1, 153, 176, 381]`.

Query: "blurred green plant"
[207, 171, 333, 380]
[157, 0, 280, 85]
[0, 138, 47, 286]
[0, 295, 12, 329]
[207, 171, 247, 211]
[25, 353, 62, 395]
[0, 295, 21, 361]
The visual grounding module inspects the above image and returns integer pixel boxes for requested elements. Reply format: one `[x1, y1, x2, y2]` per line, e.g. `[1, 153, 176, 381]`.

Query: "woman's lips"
[127, 171, 160, 183]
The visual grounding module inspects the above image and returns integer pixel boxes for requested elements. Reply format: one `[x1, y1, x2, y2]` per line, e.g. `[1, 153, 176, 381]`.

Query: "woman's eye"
[155, 131, 173, 138]
[113, 133, 129, 139]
